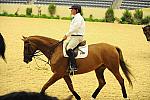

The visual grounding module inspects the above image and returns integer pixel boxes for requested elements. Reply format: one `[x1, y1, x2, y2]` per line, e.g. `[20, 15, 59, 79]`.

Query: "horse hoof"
[40, 91, 45, 95]
[91, 97, 96, 100]
[124, 98, 130, 100]
[63, 95, 73, 100]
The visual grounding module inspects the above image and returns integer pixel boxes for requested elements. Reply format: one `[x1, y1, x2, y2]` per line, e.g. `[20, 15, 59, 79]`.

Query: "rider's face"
[71, 9, 77, 15]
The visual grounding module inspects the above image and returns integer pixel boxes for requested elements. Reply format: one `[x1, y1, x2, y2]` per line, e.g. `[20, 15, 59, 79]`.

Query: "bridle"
[25, 39, 64, 66]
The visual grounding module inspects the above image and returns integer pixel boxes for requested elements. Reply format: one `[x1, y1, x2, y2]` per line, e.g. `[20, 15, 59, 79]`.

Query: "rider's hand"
[63, 35, 67, 40]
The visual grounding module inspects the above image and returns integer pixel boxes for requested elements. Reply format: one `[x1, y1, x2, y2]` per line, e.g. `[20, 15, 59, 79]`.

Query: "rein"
[32, 39, 65, 66]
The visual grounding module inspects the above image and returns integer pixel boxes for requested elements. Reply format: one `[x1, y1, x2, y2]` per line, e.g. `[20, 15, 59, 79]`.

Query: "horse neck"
[30, 36, 59, 58]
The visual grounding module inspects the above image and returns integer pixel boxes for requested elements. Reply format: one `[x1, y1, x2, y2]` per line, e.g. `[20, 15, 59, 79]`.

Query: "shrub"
[105, 7, 115, 23]
[18, 14, 26, 17]
[133, 9, 143, 25]
[84, 18, 93, 22]
[92, 18, 101, 22]
[134, 9, 143, 20]
[89, 14, 93, 19]
[41, 14, 48, 18]
[142, 16, 150, 25]
[84, 14, 93, 22]
[56, 15, 60, 19]
[121, 9, 133, 24]
[48, 3, 56, 16]
[8, 14, 16, 17]
[32, 15, 40, 18]
[84, 17, 105, 22]
[26, 8, 32, 16]
[99, 18, 106, 22]
[2, 11, 8, 16]
[115, 17, 121, 23]
[52, 15, 60, 19]
[61, 17, 72, 20]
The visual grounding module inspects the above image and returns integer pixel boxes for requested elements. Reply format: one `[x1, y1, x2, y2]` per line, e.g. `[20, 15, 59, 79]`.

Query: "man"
[63, 4, 85, 72]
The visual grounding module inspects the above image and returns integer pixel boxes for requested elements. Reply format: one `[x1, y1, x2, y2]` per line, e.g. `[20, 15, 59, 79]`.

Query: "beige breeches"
[66, 36, 83, 50]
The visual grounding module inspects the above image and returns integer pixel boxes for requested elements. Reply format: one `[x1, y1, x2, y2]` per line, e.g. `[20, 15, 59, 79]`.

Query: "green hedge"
[0, 9, 149, 25]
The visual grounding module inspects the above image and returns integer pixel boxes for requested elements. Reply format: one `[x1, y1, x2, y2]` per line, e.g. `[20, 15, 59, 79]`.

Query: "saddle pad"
[63, 42, 88, 59]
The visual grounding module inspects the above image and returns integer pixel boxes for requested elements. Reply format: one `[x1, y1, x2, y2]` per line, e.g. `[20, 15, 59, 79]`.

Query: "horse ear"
[22, 36, 27, 39]
[21, 38, 24, 41]
[22, 36, 27, 41]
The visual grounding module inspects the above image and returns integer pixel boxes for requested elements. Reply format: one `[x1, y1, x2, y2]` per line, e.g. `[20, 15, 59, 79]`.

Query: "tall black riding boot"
[67, 49, 77, 71]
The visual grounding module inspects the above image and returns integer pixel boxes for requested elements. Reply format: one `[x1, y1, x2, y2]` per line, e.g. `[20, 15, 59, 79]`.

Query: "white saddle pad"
[63, 42, 88, 59]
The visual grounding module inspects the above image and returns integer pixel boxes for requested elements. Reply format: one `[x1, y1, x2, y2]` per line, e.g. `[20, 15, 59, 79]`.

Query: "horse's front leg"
[63, 75, 81, 100]
[40, 73, 62, 94]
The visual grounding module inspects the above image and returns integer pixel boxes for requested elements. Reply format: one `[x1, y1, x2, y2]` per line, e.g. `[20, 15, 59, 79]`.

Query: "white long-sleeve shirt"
[66, 13, 85, 37]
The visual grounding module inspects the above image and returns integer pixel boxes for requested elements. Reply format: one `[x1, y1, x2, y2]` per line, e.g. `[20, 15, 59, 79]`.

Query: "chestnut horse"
[0, 33, 6, 62]
[22, 35, 133, 100]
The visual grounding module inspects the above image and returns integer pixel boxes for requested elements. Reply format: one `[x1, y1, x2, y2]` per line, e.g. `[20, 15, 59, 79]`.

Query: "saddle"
[63, 40, 88, 58]
[72, 40, 86, 57]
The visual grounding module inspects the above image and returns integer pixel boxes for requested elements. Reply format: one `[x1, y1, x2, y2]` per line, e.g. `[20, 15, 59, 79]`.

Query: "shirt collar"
[73, 13, 80, 18]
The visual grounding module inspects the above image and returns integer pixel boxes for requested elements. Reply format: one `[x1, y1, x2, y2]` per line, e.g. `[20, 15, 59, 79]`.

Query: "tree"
[105, 7, 115, 23]
[121, 9, 133, 24]
[133, 9, 143, 24]
[26, 8, 32, 16]
[48, 4, 56, 17]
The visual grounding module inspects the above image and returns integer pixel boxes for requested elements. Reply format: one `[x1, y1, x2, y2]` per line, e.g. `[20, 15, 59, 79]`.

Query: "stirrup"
[69, 67, 77, 75]
[70, 70, 75, 76]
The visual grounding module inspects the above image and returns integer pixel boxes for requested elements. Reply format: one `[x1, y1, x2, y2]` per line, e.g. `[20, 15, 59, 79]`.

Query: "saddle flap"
[63, 41, 88, 59]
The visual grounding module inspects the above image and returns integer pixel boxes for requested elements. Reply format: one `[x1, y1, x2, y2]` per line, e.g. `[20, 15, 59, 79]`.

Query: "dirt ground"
[0, 16, 150, 100]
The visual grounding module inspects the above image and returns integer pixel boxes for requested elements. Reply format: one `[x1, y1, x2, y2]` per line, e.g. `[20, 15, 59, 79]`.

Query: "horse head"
[22, 36, 38, 64]
[142, 25, 150, 41]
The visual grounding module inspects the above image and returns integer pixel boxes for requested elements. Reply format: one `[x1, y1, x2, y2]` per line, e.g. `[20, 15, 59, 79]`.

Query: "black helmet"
[69, 4, 81, 13]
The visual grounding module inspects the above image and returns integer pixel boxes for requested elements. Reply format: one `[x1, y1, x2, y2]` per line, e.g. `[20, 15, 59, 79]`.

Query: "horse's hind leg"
[108, 63, 127, 98]
[63, 75, 81, 100]
[92, 66, 106, 99]
[112, 71, 127, 98]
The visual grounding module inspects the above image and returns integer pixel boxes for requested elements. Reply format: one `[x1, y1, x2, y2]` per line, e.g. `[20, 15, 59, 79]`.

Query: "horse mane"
[26, 36, 59, 45]
[0, 33, 6, 62]
[29, 36, 59, 42]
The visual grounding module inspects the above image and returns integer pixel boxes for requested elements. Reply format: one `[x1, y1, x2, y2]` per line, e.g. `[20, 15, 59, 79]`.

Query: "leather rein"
[28, 39, 64, 66]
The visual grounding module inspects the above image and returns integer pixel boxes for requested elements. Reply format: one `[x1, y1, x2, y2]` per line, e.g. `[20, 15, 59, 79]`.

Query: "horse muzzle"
[24, 56, 32, 64]
[147, 37, 150, 41]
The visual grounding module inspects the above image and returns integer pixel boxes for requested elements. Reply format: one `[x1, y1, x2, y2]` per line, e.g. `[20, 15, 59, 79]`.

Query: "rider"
[63, 4, 85, 72]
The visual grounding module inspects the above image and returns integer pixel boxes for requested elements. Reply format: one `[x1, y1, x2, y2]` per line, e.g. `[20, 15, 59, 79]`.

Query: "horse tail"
[116, 47, 133, 87]
[0, 33, 7, 63]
